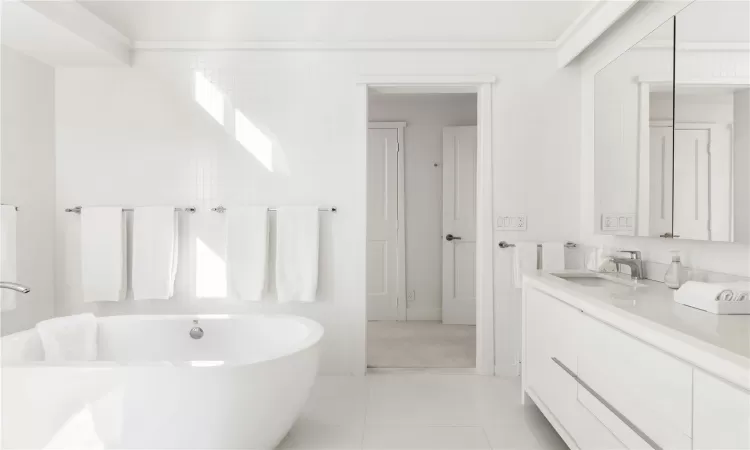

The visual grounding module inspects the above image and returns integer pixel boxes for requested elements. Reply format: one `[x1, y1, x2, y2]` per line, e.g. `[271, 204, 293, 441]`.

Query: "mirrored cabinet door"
[674, 1, 750, 243]
[594, 18, 676, 237]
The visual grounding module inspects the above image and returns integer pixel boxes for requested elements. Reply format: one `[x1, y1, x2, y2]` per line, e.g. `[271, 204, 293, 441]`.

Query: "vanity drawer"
[578, 315, 692, 449]
[693, 370, 750, 450]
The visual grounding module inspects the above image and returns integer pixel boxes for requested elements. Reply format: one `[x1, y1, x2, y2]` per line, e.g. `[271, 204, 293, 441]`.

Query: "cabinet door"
[524, 289, 623, 450]
[578, 314, 692, 449]
[693, 370, 750, 450]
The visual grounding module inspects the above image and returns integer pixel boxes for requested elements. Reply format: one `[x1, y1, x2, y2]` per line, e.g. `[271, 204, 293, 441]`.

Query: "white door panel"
[442, 126, 477, 325]
[367, 128, 402, 321]
[649, 126, 673, 237]
[674, 128, 710, 240]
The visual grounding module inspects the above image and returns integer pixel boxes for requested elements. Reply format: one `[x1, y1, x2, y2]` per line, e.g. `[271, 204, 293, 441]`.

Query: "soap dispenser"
[664, 250, 685, 289]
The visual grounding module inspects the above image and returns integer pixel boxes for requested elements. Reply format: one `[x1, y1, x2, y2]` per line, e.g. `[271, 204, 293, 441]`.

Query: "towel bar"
[65, 206, 196, 214]
[499, 241, 577, 249]
[211, 206, 337, 213]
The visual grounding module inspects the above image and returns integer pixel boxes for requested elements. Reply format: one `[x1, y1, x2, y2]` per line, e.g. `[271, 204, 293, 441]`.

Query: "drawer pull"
[551, 357, 662, 450]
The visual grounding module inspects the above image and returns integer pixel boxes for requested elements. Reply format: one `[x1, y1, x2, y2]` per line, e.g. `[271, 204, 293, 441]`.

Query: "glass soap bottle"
[664, 250, 684, 289]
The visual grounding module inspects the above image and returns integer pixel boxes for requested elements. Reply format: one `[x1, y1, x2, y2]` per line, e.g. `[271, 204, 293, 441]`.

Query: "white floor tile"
[365, 374, 488, 426]
[277, 422, 364, 450]
[299, 376, 368, 426]
[362, 426, 491, 450]
[286, 374, 567, 450]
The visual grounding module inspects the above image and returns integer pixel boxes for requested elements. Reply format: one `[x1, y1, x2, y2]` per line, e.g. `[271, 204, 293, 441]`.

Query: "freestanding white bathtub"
[1, 314, 323, 449]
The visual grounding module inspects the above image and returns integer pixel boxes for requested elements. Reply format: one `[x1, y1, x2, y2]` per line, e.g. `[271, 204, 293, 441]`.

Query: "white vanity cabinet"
[523, 279, 750, 450]
[693, 370, 750, 450]
[524, 288, 625, 450]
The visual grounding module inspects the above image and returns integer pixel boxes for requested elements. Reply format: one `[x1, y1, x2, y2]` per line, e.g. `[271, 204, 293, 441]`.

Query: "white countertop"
[525, 270, 750, 391]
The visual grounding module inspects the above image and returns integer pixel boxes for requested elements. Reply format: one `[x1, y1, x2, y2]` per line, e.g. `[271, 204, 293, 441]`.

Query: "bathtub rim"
[2, 313, 324, 369]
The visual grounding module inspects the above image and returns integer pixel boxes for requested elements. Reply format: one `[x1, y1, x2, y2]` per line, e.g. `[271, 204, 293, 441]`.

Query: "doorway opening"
[365, 90, 479, 369]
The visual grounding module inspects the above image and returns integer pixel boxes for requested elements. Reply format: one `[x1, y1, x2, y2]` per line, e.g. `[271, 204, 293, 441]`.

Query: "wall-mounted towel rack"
[498, 241, 577, 249]
[211, 205, 337, 213]
[65, 206, 197, 214]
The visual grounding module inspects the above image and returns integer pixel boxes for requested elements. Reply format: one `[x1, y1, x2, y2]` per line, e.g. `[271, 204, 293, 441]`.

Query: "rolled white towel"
[720, 281, 750, 302]
[675, 281, 750, 314]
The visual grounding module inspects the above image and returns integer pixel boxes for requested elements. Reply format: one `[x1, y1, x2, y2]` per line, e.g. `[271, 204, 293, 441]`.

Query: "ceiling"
[77, 1, 594, 44]
[645, 1, 750, 43]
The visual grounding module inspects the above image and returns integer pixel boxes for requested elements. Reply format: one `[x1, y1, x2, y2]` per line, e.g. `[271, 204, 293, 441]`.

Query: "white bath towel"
[675, 281, 750, 315]
[1, 205, 18, 311]
[227, 206, 269, 301]
[132, 207, 179, 300]
[36, 313, 98, 362]
[81, 207, 126, 302]
[541, 242, 566, 272]
[513, 242, 538, 289]
[276, 206, 319, 303]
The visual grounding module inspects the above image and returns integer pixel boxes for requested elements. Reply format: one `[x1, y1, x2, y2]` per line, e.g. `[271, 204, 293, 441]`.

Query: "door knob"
[446, 234, 462, 242]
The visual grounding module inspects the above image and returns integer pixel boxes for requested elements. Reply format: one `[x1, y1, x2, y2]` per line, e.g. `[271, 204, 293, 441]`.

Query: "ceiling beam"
[21, 0, 131, 66]
[556, 0, 641, 68]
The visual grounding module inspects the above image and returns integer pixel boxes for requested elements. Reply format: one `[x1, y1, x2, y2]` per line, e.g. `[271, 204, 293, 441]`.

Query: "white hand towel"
[276, 206, 319, 303]
[36, 313, 98, 362]
[81, 207, 126, 302]
[541, 242, 566, 272]
[513, 242, 538, 289]
[0, 205, 18, 311]
[227, 207, 269, 301]
[132, 207, 178, 300]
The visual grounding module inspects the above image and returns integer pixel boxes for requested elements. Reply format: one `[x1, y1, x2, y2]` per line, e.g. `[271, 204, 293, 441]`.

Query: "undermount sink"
[551, 272, 637, 289]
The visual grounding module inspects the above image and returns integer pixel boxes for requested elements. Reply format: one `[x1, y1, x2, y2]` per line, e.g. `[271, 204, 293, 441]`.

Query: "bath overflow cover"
[190, 320, 204, 339]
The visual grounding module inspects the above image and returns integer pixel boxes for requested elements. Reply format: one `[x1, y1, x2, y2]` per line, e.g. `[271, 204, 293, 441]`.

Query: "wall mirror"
[594, 18, 676, 238]
[673, 1, 749, 243]
[595, 0, 749, 242]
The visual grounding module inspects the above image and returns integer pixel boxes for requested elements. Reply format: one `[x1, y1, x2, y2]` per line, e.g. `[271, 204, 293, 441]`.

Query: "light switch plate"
[496, 215, 527, 230]
[601, 213, 636, 233]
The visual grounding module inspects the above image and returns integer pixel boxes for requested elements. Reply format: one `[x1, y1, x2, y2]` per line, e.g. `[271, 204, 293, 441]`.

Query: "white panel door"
[674, 128, 710, 240]
[693, 370, 750, 450]
[442, 126, 477, 325]
[649, 126, 673, 237]
[367, 128, 402, 321]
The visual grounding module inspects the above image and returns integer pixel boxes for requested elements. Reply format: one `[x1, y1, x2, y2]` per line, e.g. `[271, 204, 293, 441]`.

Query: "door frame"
[358, 75, 495, 375]
[368, 122, 407, 322]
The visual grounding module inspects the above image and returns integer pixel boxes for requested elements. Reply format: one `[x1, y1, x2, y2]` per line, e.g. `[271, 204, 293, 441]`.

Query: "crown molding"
[132, 40, 557, 51]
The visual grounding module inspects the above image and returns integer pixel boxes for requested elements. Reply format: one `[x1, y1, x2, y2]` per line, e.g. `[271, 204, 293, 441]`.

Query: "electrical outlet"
[496, 215, 527, 231]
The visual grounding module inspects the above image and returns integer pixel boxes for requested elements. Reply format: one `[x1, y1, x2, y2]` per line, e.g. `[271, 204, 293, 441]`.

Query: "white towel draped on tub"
[81, 207, 126, 302]
[513, 242, 538, 289]
[227, 207, 269, 301]
[132, 207, 179, 300]
[276, 206, 320, 303]
[36, 313, 98, 362]
[0, 205, 18, 311]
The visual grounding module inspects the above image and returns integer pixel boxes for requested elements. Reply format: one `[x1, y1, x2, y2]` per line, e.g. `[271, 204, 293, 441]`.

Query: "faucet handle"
[619, 250, 642, 259]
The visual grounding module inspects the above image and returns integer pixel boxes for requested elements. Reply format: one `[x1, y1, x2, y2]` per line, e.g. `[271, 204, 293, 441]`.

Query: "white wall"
[735, 89, 750, 245]
[1, 46, 56, 335]
[368, 94, 477, 321]
[580, 1, 750, 279]
[55, 50, 581, 375]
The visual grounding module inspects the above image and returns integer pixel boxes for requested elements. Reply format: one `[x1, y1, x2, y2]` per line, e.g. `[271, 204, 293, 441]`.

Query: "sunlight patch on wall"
[196, 237, 227, 298]
[194, 71, 224, 125]
[235, 109, 274, 172]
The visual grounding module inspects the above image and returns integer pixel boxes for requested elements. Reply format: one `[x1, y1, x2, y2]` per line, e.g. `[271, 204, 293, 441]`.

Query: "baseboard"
[367, 367, 479, 375]
[404, 307, 441, 321]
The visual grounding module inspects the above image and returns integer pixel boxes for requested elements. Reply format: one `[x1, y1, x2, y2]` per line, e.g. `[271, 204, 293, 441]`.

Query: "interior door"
[367, 127, 402, 321]
[649, 125, 674, 237]
[674, 128, 710, 240]
[442, 126, 477, 325]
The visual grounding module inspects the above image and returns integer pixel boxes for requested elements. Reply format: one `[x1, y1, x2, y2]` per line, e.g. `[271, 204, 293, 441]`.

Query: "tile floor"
[367, 321, 476, 368]
[278, 373, 568, 450]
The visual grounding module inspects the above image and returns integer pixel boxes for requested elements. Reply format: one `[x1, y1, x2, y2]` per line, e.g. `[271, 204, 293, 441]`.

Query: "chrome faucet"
[0, 282, 31, 294]
[609, 251, 645, 280]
